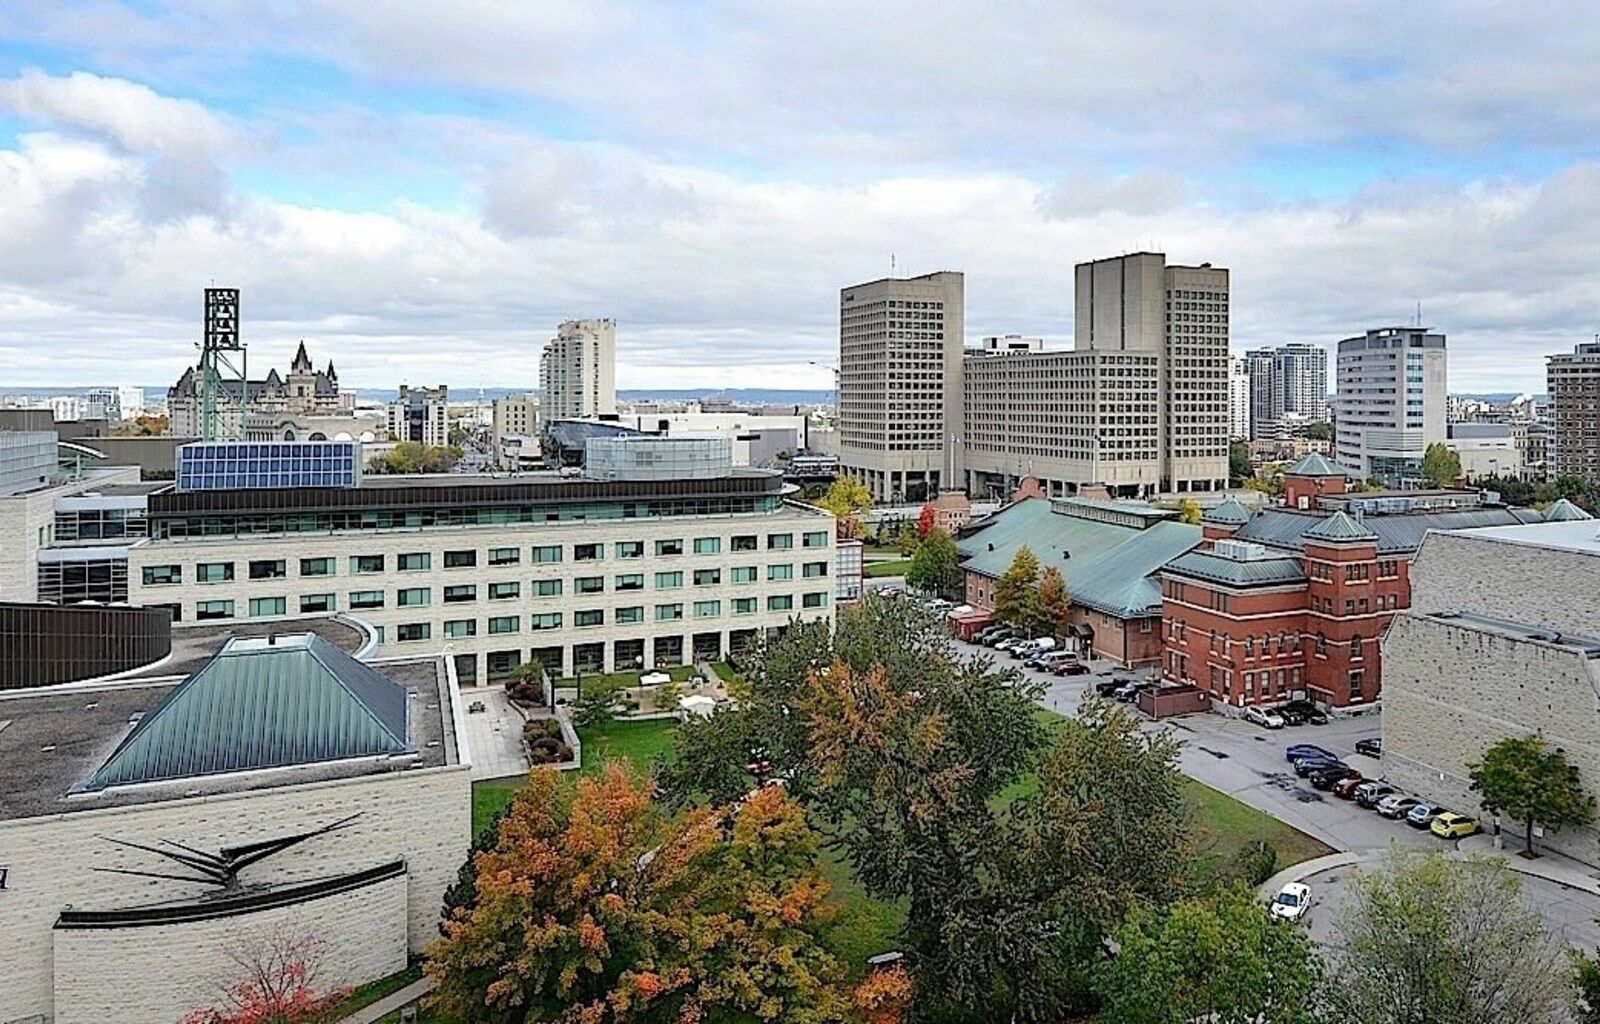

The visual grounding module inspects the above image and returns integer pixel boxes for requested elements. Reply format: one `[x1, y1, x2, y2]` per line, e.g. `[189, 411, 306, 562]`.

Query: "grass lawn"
[864, 558, 912, 578]
[1185, 778, 1333, 877]
[553, 664, 698, 689]
[326, 963, 422, 1021]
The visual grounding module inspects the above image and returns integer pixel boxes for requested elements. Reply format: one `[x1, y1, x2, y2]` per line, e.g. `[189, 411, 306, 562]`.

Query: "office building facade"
[387, 385, 449, 447]
[1073, 252, 1230, 493]
[1334, 327, 1447, 485]
[1547, 341, 1600, 481]
[126, 453, 836, 685]
[837, 271, 965, 501]
[540, 319, 617, 420]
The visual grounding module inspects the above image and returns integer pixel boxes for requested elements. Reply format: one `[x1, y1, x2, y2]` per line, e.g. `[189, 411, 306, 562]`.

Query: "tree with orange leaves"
[425, 764, 855, 1023]
[179, 930, 348, 1024]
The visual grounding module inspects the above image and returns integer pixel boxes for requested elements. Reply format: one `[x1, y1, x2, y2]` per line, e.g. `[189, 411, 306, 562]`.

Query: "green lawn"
[1186, 778, 1333, 877]
[864, 558, 912, 577]
[553, 664, 699, 689]
[327, 963, 422, 1021]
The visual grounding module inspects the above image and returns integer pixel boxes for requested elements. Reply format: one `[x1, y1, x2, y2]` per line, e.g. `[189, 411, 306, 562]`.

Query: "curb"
[1257, 844, 1600, 899]
[339, 977, 433, 1024]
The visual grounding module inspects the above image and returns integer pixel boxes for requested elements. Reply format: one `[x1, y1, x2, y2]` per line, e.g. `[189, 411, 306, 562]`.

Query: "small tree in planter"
[505, 662, 547, 707]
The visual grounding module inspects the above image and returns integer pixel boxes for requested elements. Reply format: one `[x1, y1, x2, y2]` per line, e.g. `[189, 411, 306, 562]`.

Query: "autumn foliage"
[426, 764, 863, 1023]
[179, 932, 348, 1024]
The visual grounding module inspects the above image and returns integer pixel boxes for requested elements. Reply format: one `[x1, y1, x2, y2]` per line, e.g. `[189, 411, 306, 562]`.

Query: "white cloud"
[0, 69, 248, 158]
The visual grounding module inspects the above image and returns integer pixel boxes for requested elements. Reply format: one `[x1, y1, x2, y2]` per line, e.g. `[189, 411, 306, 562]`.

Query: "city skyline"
[2, 6, 1599, 391]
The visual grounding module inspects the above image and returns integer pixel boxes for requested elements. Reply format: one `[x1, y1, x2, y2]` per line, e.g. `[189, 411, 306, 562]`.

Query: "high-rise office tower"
[540, 318, 617, 420]
[1276, 342, 1328, 421]
[1074, 253, 1229, 492]
[1334, 326, 1447, 484]
[1547, 341, 1600, 482]
[837, 271, 965, 501]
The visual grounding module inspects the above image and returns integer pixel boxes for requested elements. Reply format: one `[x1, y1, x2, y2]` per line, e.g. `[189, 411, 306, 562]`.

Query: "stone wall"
[0, 764, 469, 1024]
[1409, 531, 1600, 635]
[1381, 612, 1600, 864]
[52, 873, 408, 1024]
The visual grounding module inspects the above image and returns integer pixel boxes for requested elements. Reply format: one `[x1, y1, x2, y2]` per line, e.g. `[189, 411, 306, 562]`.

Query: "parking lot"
[951, 633, 1428, 854]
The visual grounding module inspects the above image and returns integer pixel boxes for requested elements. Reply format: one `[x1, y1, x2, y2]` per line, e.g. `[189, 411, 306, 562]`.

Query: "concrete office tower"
[387, 385, 450, 447]
[540, 318, 617, 420]
[1334, 326, 1447, 485]
[1547, 341, 1600, 482]
[1277, 342, 1328, 421]
[838, 271, 965, 501]
[1228, 358, 1251, 440]
[1075, 253, 1230, 493]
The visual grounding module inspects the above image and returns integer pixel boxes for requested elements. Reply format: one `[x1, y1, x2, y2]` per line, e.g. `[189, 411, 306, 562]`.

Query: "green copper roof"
[1164, 550, 1306, 587]
[1303, 510, 1378, 543]
[82, 634, 411, 791]
[1284, 452, 1347, 477]
[1202, 497, 1253, 525]
[957, 497, 1202, 617]
[1544, 498, 1594, 522]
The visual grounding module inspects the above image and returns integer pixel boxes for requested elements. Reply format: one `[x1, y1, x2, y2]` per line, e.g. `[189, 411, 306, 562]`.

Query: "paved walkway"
[339, 977, 433, 1024]
[459, 685, 533, 781]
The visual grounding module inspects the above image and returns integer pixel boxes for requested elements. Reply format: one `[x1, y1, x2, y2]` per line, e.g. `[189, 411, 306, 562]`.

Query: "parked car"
[973, 625, 1005, 643]
[1018, 637, 1058, 657]
[995, 636, 1030, 653]
[1406, 802, 1448, 828]
[1113, 681, 1147, 702]
[1355, 737, 1383, 758]
[1376, 794, 1423, 819]
[1285, 744, 1335, 764]
[1293, 755, 1344, 778]
[1243, 706, 1286, 729]
[1332, 774, 1368, 799]
[1279, 700, 1329, 725]
[1310, 765, 1362, 790]
[1269, 882, 1312, 922]
[1094, 680, 1123, 698]
[1431, 812, 1480, 838]
[982, 628, 1018, 647]
[1354, 781, 1397, 808]
[1053, 659, 1090, 676]
[1276, 705, 1308, 726]
[1022, 649, 1065, 669]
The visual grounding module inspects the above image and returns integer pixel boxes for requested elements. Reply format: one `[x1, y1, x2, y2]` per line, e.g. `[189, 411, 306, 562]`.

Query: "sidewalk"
[1258, 837, 1600, 898]
[339, 977, 433, 1024]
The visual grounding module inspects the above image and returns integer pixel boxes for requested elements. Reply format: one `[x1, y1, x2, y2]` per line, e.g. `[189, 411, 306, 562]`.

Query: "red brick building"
[1158, 453, 1547, 709]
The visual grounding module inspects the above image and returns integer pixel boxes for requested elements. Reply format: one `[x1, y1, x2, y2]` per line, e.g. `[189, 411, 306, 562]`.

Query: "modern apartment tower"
[540, 318, 617, 420]
[1547, 341, 1600, 481]
[1242, 347, 1283, 440]
[1334, 326, 1447, 484]
[837, 271, 965, 501]
[1074, 253, 1230, 493]
[1277, 342, 1329, 421]
[1228, 358, 1251, 440]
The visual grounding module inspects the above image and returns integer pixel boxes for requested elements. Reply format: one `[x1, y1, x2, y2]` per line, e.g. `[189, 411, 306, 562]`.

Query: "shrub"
[1215, 840, 1278, 888]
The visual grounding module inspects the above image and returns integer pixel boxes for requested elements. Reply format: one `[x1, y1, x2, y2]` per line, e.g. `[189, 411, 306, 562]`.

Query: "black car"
[1293, 756, 1345, 778]
[1277, 705, 1307, 726]
[1309, 764, 1361, 790]
[1355, 737, 1382, 758]
[1280, 700, 1329, 725]
[1094, 680, 1122, 698]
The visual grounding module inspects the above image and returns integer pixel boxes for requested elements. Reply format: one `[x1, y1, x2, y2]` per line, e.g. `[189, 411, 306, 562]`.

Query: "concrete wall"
[0, 764, 469, 1024]
[1382, 613, 1600, 865]
[53, 873, 408, 1024]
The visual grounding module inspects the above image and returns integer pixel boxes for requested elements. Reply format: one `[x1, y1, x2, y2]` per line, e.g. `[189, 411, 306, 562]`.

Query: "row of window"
[193, 592, 830, 622]
[148, 556, 831, 588]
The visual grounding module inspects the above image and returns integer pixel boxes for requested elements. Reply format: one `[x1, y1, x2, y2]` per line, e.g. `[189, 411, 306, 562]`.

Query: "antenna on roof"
[890, 252, 896, 276]
[1415, 301, 1422, 327]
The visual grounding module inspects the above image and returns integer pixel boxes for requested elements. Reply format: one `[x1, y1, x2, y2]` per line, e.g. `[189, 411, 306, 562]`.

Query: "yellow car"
[1431, 812, 1480, 838]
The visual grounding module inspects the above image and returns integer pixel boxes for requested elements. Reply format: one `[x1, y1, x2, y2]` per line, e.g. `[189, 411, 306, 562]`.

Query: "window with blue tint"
[767, 595, 793, 611]
[248, 596, 286, 617]
[616, 606, 644, 624]
[488, 615, 520, 634]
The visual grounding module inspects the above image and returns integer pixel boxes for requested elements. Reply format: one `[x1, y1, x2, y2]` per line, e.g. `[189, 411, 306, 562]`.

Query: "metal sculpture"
[94, 812, 362, 890]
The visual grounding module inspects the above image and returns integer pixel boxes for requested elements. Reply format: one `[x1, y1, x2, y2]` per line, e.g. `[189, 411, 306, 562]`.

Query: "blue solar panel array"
[177, 440, 361, 491]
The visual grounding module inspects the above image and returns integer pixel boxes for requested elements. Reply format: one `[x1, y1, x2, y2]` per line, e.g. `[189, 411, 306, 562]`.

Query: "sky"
[1, 3, 1598, 394]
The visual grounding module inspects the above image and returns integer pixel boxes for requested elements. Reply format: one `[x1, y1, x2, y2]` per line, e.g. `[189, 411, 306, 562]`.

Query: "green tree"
[1095, 885, 1321, 1024]
[570, 675, 633, 727]
[1296, 421, 1334, 441]
[906, 526, 962, 600]
[1573, 948, 1600, 1024]
[992, 545, 1044, 630]
[1322, 850, 1568, 1024]
[1469, 735, 1596, 857]
[1421, 441, 1463, 487]
[1176, 497, 1203, 524]
[376, 441, 461, 474]
[1035, 566, 1072, 638]
[817, 475, 873, 538]
[1229, 441, 1254, 484]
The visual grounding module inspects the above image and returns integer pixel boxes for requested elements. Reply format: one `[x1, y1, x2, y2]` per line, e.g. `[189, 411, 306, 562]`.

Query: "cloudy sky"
[1, 2, 1597, 394]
